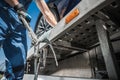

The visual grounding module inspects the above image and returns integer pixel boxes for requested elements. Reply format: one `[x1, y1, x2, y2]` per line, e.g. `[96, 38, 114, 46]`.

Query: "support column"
[96, 20, 119, 80]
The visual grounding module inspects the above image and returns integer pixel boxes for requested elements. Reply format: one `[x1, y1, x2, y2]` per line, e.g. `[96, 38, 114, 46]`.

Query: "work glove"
[14, 3, 31, 22]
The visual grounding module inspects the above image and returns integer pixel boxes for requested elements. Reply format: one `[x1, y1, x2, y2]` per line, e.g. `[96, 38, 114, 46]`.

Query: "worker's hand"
[14, 3, 31, 22]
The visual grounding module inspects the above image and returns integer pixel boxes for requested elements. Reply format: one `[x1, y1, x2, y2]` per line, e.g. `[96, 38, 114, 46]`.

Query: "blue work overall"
[0, 0, 32, 79]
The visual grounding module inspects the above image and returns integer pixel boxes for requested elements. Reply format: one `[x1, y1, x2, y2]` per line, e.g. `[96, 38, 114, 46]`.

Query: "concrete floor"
[23, 74, 108, 80]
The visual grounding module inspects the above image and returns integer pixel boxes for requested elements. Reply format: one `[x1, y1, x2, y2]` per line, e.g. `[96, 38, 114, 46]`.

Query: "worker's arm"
[35, 0, 57, 27]
[4, 0, 19, 7]
[4, 0, 31, 22]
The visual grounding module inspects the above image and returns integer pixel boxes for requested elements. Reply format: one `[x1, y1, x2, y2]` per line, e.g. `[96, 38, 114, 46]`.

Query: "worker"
[0, 0, 57, 80]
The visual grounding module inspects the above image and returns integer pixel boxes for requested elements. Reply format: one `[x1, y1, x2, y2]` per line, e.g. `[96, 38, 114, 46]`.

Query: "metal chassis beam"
[96, 20, 120, 80]
[53, 45, 88, 52]
[27, 0, 115, 59]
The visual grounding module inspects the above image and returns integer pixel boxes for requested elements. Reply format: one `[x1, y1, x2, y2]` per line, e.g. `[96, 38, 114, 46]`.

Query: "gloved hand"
[14, 3, 31, 22]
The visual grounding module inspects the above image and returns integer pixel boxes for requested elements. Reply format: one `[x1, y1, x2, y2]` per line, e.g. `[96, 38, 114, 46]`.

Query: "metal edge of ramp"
[24, 74, 108, 80]
[27, 0, 115, 59]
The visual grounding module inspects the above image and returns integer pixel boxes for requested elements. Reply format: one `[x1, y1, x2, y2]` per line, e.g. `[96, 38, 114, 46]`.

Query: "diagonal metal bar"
[96, 20, 120, 80]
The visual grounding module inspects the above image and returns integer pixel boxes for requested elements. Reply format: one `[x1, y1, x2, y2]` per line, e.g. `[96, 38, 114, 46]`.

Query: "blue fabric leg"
[5, 59, 15, 80]
[0, 7, 28, 80]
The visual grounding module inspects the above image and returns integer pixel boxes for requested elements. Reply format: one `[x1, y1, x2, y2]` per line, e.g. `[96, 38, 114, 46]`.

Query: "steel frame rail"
[27, 0, 114, 59]
[27, 0, 120, 79]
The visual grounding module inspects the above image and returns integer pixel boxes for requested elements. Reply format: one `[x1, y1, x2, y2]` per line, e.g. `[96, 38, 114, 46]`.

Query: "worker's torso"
[51, 0, 81, 16]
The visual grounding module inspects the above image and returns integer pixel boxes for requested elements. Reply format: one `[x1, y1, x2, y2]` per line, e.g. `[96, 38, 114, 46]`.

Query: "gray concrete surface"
[24, 74, 108, 80]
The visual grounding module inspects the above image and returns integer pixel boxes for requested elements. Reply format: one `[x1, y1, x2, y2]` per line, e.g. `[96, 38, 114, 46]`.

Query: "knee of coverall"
[53, 0, 81, 17]
[53, 0, 70, 15]
[63, 0, 81, 16]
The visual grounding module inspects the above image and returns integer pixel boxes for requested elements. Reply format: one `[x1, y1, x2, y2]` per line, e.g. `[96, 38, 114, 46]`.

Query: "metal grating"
[57, 1, 120, 49]
[61, 16, 98, 48]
